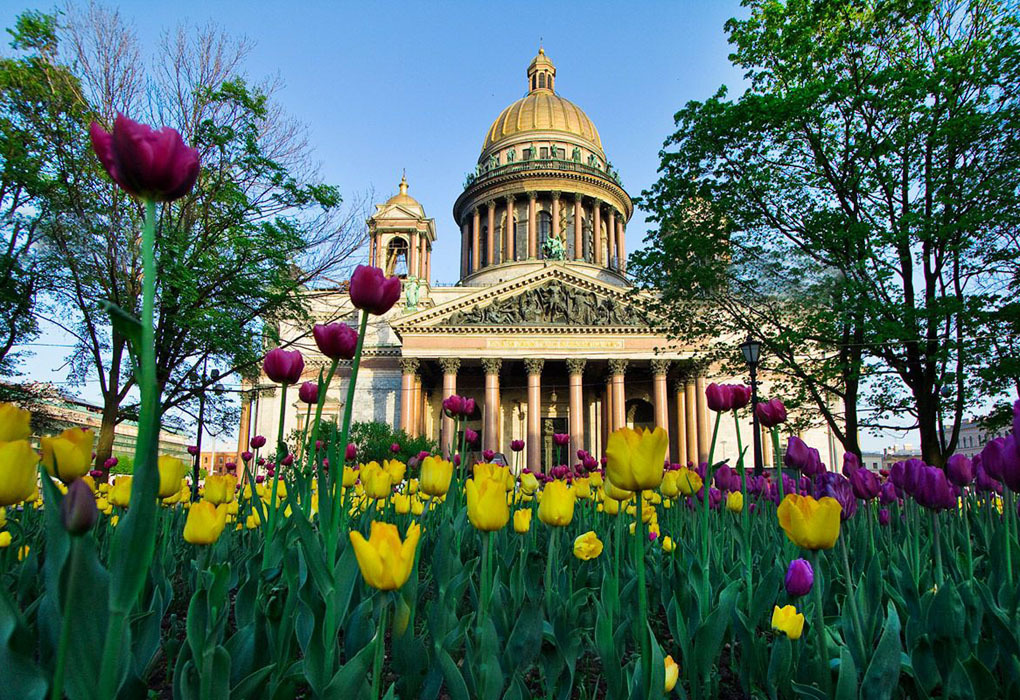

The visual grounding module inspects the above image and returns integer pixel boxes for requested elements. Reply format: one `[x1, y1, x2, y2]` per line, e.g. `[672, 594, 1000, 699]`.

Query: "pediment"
[373, 202, 425, 220]
[392, 265, 654, 334]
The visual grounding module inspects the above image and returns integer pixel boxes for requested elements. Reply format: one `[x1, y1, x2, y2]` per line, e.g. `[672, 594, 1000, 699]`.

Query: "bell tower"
[367, 174, 436, 289]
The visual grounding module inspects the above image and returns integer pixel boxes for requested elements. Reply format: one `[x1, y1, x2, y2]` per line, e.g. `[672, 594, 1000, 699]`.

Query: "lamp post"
[936, 382, 953, 456]
[191, 363, 224, 500]
[740, 335, 764, 476]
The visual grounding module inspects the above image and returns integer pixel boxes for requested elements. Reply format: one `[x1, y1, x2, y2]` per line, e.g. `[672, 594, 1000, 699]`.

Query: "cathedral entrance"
[542, 416, 569, 468]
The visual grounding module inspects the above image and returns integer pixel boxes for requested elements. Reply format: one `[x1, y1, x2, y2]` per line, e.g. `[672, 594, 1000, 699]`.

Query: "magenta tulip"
[511, 439, 525, 452]
[553, 433, 570, 447]
[730, 385, 752, 410]
[241, 451, 253, 462]
[250, 435, 266, 449]
[313, 322, 359, 361]
[90, 115, 199, 201]
[346, 443, 357, 461]
[705, 383, 733, 412]
[755, 398, 787, 428]
[349, 265, 401, 315]
[390, 442, 400, 453]
[263, 348, 304, 384]
[298, 381, 319, 405]
[483, 449, 495, 461]
[784, 558, 814, 597]
[187, 445, 199, 457]
[465, 429, 479, 446]
[946, 454, 974, 487]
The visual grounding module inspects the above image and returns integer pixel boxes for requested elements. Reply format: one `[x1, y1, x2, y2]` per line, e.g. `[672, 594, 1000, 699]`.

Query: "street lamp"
[191, 364, 224, 500]
[740, 335, 764, 476]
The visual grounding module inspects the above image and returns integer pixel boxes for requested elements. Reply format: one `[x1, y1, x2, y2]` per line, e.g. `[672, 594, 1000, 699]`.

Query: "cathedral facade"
[239, 51, 842, 472]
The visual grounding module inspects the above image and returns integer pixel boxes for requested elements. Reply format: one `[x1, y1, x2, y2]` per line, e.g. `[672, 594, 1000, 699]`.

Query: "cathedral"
[239, 50, 841, 471]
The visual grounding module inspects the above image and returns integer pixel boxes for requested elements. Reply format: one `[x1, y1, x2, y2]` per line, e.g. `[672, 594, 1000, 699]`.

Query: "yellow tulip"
[771, 604, 805, 639]
[603, 475, 632, 502]
[626, 502, 654, 523]
[664, 655, 679, 692]
[0, 402, 31, 441]
[465, 475, 509, 531]
[605, 426, 667, 492]
[676, 467, 703, 496]
[393, 493, 411, 514]
[572, 477, 592, 500]
[0, 531, 10, 547]
[538, 480, 575, 527]
[660, 470, 680, 498]
[777, 494, 842, 550]
[420, 456, 453, 497]
[108, 476, 132, 508]
[0, 440, 39, 506]
[519, 471, 540, 494]
[588, 471, 603, 488]
[349, 521, 422, 591]
[157, 455, 188, 498]
[204, 474, 237, 505]
[726, 491, 744, 513]
[407, 478, 419, 495]
[360, 462, 394, 500]
[41, 428, 94, 483]
[661, 536, 675, 553]
[183, 501, 228, 545]
[18, 544, 29, 561]
[573, 530, 603, 560]
[411, 496, 424, 515]
[383, 459, 406, 484]
[342, 465, 358, 487]
[513, 508, 532, 533]
[602, 493, 623, 516]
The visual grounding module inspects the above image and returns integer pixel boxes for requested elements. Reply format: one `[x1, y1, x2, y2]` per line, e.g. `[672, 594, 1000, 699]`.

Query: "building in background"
[241, 50, 841, 472]
[950, 418, 1010, 458]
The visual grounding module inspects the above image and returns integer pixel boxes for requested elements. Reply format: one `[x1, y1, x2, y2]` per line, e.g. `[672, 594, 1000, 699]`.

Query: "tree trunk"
[94, 393, 120, 481]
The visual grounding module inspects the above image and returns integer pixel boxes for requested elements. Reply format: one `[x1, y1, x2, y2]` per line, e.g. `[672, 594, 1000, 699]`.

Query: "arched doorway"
[625, 398, 655, 431]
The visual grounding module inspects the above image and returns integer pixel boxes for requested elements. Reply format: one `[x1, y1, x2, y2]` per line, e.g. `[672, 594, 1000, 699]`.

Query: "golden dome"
[383, 174, 425, 215]
[481, 50, 604, 156]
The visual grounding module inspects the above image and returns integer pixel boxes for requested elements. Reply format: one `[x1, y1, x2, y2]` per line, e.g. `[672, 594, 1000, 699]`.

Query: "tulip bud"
[103, 457, 119, 470]
[312, 322, 358, 360]
[465, 429, 479, 446]
[187, 445, 199, 456]
[390, 442, 400, 453]
[511, 439, 525, 452]
[250, 436, 266, 449]
[755, 398, 787, 428]
[241, 451, 253, 462]
[61, 479, 98, 536]
[282, 454, 294, 466]
[553, 433, 569, 447]
[298, 381, 319, 405]
[263, 348, 304, 384]
[878, 508, 891, 526]
[784, 558, 814, 597]
[348, 265, 401, 316]
[346, 443, 357, 461]
[224, 461, 237, 473]
[946, 454, 974, 487]
[90, 115, 200, 202]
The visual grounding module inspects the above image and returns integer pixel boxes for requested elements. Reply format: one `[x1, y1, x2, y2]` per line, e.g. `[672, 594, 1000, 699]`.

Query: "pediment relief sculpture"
[438, 280, 649, 328]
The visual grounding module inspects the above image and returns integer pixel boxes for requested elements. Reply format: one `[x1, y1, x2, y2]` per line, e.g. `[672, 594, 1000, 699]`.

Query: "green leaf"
[322, 633, 375, 700]
[767, 636, 791, 700]
[0, 588, 46, 700]
[861, 603, 902, 699]
[99, 299, 142, 349]
[835, 646, 858, 700]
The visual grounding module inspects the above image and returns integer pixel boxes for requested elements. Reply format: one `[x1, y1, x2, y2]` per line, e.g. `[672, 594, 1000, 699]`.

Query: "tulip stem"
[545, 528, 558, 615]
[331, 311, 369, 531]
[52, 536, 83, 700]
[839, 535, 866, 663]
[962, 493, 974, 579]
[636, 490, 650, 676]
[733, 411, 752, 615]
[371, 597, 389, 700]
[932, 511, 945, 589]
[265, 382, 289, 544]
[701, 412, 722, 615]
[809, 550, 831, 695]
[772, 428, 784, 503]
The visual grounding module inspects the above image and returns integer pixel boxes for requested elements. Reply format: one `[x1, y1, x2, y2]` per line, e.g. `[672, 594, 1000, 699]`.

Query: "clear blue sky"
[1, 1, 917, 450]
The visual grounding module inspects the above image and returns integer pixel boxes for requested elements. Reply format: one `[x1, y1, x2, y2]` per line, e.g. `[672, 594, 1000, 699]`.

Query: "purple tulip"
[483, 449, 495, 461]
[465, 429, 479, 446]
[823, 474, 857, 519]
[453, 454, 461, 467]
[842, 452, 861, 476]
[705, 383, 733, 412]
[849, 468, 881, 500]
[785, 558, 814, 597]
[349, 265, 401, 316]
[995, 435, 1020, 492]
[550, 465, 570, 480]
[914, 466, 956, 510]
[346, 443, 357, 461]
[89, 469, 103, 479]
[975, 456, 1003, 494]
[312, 322, 358, 361]
[250, 435, 266, 449]
[889, 461, 906, 489]
[878, 508, 891, 526]
[187, 445, 199, 457]
[730, 385, 752, 410]
[282, 454, 294, 466]
[511, 439, 525, 452]
[946, 454, 974, 487]
[443, 395, 467, 417]
[263, 348, 304, 384]
[755, 398, 787, 428]
[901, 459, 927, 496]
[62, 479, 98, 535]
[390, 442, 401, 453]
[784, 436, 823, 475]
[255, 474, 265, 484]
[713, 465, 739, 492]
[553, 433, 570, 447]
[241, 451, 253, 462]
[224, 461, 236, 472]
[298, 381, 319, 405]
[90, 114, 200, 202]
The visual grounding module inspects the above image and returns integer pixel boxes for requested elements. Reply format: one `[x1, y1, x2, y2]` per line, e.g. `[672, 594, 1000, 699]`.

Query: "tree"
[4, 3, 365, 467]
[632, 0, 1020, 466]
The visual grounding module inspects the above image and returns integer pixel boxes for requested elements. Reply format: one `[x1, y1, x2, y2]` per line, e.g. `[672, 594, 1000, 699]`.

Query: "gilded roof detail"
[483, 92, 603, 154]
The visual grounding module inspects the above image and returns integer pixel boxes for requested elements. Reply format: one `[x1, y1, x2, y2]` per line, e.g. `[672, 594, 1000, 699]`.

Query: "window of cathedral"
[481, 225, 489, 266]
[538, 73, 546, 89]
[540, 147, 549, 159]
[538, 211, 552, 257]
[386, 237, 409, 277]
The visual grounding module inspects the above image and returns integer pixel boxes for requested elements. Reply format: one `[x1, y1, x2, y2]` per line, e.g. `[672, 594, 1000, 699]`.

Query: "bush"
[348, 420, 437, 465]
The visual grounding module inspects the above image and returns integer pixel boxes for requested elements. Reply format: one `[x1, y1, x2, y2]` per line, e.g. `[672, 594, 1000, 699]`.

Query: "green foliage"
[347, 420, 437, 465]
[632, 0, 1020, 464]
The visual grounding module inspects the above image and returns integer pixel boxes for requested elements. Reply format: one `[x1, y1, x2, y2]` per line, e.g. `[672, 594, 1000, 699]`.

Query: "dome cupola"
[527, 47, 556, 92]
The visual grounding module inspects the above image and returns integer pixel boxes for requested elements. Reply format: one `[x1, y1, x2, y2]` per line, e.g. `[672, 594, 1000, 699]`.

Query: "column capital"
[504, 193, 515, 204]
[573, 192, 584, 202]
[608, 358, 628, 375]
[399, 357, 420, 374]
[671, 378, 686, 394]
[487, 199, 497, 210]
[524, 358, 545, 375]
[481, 358, 503, 374]
[651, 359, 671, 376]
[551, 190, 561, 200]
[472, 206, 480, 216]
[527, 190, 538, 201]
[438, 357, 460, 374]
[566, 358, 587, 375]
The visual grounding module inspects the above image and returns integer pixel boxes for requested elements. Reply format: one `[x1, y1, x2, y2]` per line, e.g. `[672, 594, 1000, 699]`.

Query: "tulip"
[914, 466, 957, 510]
[730, 385, 752, 409]
[349, 265, 401, 315]
[0, 531, 10, 548]
[784, 558, 814, 597]
[108, 476, 132, 508]
[946, 454, 974, 487]
[975, 459, 1003, 494]
[298, 381, 319, 405]
[250, 435, 267, 449]
[187, 445, 200, 457]
[662, 656, 680, 693]
[879, 481, 898, 504]
[312, 322, 358, 360]
[714, 465, 738, 492]
[417, 456, 451, 497]
[0, 402, 31, 441]
[465, 475, 510, 531]
[661, 536, 675, 553]
[442, 395, 467, 417]
[519, 470, 540, 494]
[771, 605, 805, 639]
[90, 115, 200, 201]
[538, 480, 575, 527]
[157, 455, 188, 499]
[510, 439, 525, 452]
[822, 474, 857, 519]
[605, 426, 668, 492]
[849, 468, 881, 500]
[393, 493, 411, 515]
[726, 491, 744, 513]
[383, 459, 406, 484]
[572, 530, 603, 560]
[513, 508, 532, 533]
[755, 398, 787, 428]
[349, 521, 422, 590]
[705, 382, 734, 412]
[203, 474, 237, 505]
[553, 433, 569, 447]
[0, 440, 40, 506]
[572, 477, 593, 500]
[40, 428, 95, 484]
[183, 501, 228, 545]
[465, 429, 479, 446]
[61, 479, 98, 535]
[263, 348, 304, 385]
[675, 467, 703, 496]
[777, 494, 841, 550]
[878, 508, 891, 526]
[360, 462, 393, 500]
[783, 436, 814, 473]
[842, 452, 861, 476]
[483, 449, 495, 461]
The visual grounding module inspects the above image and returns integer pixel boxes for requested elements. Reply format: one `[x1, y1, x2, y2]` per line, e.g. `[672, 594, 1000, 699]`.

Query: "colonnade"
[398, 356, 713, 470]
[459, 191, 626, 278]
